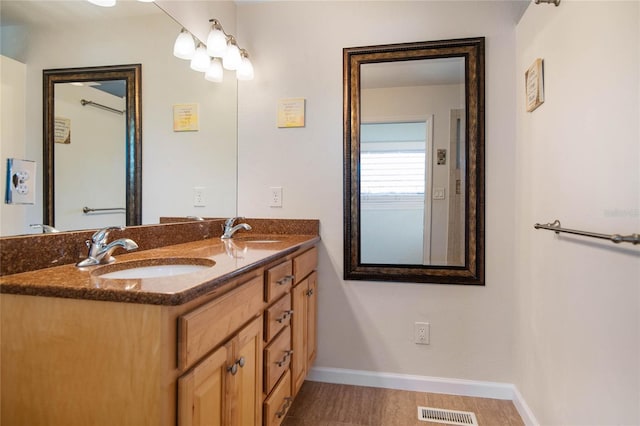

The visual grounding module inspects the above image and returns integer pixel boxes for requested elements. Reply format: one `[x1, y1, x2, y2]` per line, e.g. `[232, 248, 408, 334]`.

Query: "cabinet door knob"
[306, 289, 314, 297]
[237, 356, 246, 368]
[227, 363, 238, 375]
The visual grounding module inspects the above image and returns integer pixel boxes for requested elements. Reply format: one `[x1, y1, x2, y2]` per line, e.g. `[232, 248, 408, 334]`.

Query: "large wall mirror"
[343, 37, 485, 285]
[0, 0, 238, 236]
[43, 64, 141, 230]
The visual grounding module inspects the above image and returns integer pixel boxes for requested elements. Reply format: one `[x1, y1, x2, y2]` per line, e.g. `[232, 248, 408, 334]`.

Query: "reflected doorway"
[360, 120, 432, 265]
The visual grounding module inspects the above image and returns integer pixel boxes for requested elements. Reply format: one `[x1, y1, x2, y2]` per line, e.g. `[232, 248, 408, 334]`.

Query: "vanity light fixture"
[173, 29, 195, 60]
[190, 43, 211, 72]
[237, 50, 254, 80]
[206, 19, 228, 57]
[205, 58, 224, 82]
[172, 18, 254, 82]
[222, 37, 242, 71]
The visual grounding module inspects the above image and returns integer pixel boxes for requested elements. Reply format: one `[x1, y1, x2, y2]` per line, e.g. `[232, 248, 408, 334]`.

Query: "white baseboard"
[307, 366, 539, 426]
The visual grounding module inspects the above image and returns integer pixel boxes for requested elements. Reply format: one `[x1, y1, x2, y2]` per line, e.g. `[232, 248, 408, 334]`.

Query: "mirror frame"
[43, 64, 142, 228]
[343, 37, 485, 285]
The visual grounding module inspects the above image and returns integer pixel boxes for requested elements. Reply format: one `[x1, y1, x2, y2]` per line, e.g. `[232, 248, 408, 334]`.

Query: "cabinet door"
[179, 317, 262, 426]
[178, 342, 231, 426]
[306, 271, 317, 369]
[290, 278, 308, 396]
[231, 316, 263, 426]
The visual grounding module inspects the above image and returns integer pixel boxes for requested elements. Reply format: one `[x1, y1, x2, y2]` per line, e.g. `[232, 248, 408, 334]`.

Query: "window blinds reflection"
[360, 151, 425, 194]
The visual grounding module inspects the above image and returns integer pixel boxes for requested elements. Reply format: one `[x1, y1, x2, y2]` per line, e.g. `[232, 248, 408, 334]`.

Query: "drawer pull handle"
[275, 310, 294, 323]
[276, 275, 295, 286]
[227, 357, 246, 375]
[275, 397, 294, 418]
[275, 350, 293, 367]
[306, 289, 314, 297]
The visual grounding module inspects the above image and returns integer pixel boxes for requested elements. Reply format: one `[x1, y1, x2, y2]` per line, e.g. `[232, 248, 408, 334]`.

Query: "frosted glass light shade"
[87, 0, 116, 6]
[173, 30, 195, 60]
[206, 28, 228, 57]
[236, 57, 254, 80]
[205, 59, 224, 83]
[222, 44, 242, 71]
[190, 44, 211, 72]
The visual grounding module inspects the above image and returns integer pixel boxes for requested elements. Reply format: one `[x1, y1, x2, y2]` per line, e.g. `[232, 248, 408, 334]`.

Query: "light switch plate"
[5, 158, 36, 205]
[433, 187, 445, 200]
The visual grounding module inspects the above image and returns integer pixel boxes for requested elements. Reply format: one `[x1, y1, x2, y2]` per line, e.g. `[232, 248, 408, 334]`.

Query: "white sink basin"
[92, 258, 215, 280]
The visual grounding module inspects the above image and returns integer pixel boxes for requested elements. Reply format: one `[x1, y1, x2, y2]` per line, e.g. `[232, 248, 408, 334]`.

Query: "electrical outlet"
[270, 186, 283, 207]
[193, 187, 205, 207]
[414, 322, 430, 345]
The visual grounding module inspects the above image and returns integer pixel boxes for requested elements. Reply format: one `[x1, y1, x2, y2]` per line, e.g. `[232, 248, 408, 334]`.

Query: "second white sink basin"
[92, 258, 215, 280]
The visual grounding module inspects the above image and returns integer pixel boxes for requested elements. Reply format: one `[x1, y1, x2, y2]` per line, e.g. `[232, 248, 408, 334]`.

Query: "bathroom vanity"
[0, 220, 319, 426]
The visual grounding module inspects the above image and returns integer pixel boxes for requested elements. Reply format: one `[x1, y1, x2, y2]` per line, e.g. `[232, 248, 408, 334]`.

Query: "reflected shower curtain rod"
[534, 220, 639, 245]
[80, 99, 125, 115]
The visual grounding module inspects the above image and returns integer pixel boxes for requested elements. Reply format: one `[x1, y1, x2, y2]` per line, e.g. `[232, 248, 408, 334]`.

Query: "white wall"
[514, 2, 639, 425]
[237, 1, 519, 382]
[0, 55, 27, 235]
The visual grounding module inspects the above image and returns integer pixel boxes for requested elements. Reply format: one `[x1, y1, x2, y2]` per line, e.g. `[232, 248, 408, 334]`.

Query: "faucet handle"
[224, 217, 244, 227]
[91, 226, 124, 244]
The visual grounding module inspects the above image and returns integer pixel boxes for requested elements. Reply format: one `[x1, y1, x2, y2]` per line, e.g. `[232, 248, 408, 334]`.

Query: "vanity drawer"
[265, 260, 293, 304]
[264, 294, 292, 342]
[264, 326, 292, 393]
[264, 370, 292, 426]
[293, 247, 317, 284]
[178, 276, 264, 370]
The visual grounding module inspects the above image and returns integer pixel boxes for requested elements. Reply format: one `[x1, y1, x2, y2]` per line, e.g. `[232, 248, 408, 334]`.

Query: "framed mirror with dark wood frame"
[43, 64, 142, 230]
[343, 37, 484, 285]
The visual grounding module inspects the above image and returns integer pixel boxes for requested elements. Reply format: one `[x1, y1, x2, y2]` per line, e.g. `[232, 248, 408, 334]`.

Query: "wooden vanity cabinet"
[1, 243, 318, 426]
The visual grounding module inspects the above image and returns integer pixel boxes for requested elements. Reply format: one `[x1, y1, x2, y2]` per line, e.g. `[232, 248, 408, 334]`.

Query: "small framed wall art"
[173, 103, 200, 132]
[525, 58, 544, 112]
[277, 97, 306, 128]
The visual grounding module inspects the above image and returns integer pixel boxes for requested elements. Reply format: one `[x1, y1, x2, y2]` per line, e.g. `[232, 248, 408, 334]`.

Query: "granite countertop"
[0, 234, 320, 306]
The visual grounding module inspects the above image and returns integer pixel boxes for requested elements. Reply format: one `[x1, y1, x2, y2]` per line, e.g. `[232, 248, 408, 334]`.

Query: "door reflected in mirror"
[54, 80, 127, 231]
[344, 38, 484, 285]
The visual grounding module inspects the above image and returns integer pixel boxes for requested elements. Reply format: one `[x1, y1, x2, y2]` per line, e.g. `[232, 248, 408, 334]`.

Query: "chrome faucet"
[30, 224, 60, 234]
[221, 217, 252, 239]
[76, 226, 138, 267]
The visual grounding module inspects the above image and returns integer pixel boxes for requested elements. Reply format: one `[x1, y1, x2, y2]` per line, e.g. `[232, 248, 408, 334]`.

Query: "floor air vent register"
[417, 406, 478, 425]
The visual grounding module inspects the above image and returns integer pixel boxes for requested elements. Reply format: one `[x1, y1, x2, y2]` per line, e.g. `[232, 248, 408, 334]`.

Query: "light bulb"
[205, 59, 224, 83]
[190, 43, 211, 72]
[223, 43, 242, 71]
[206, 25, 228, 57]
[237, 55, 254, 80]
[173, 29, 195, 60]
[87, 0, 116, 6]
